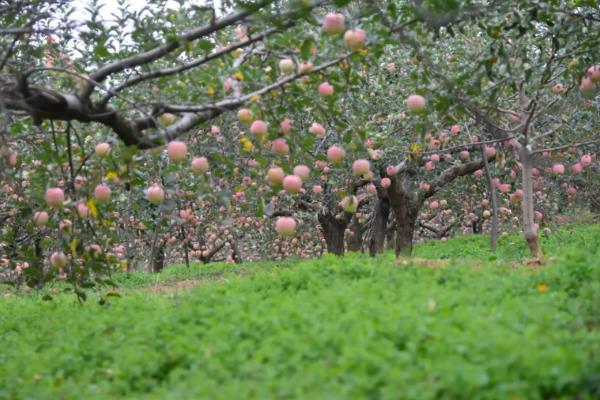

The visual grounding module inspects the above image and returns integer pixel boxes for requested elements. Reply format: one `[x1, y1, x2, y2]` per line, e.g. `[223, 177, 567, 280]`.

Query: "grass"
[1, 225, 600, 399]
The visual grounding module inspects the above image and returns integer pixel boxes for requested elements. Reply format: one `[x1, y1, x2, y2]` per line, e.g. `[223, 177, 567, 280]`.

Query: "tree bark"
[317, 213, 347, 256]
[395, 211, 417, 256]
[369, 198, 390, 256]
[151, 244, 166, 273]
[481, 145, 498, 251]
[346, 218, 363, 253]
[388, 190, 419, 257]
[519, 147, 542, 258]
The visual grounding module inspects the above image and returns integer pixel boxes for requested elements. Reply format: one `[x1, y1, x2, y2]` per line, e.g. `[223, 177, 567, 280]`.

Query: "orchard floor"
[1, 225, 600, 400]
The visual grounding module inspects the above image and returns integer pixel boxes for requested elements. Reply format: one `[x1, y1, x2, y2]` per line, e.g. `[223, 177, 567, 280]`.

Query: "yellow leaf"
[105, 170, 118, 182]
[70, 238, 79, 258]
[270, 90, 278, 97]
[233, 71, 244, 81]
[240, 137, 253, 151]
[87, 199, 98, 220]
[250, 95, 261, 103]
[536, 283, 549, 293]
[207, 85, 215, 95]
[410, 143, 422, 154]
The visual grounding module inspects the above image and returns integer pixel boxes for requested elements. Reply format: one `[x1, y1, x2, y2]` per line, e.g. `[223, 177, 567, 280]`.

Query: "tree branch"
[97, 25, 285, 107]
[81, 1, 271, 100]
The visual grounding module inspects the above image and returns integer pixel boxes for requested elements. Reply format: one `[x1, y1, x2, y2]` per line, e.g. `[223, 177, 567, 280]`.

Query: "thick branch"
[81, 2, 270, 100]
[423, 155, 495, 199]
[98, 26, 284, 107]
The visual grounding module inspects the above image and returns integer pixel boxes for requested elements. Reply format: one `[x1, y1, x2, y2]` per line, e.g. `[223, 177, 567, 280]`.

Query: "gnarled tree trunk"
[347, 218, 363, 253]
[317, 213, 347, 256]
[388, 191, 419, 257]
[369, 198, 390, 256]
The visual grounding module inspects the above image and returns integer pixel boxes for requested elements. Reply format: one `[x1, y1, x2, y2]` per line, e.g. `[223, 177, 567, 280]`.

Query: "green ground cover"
[1, 225, 600, 399]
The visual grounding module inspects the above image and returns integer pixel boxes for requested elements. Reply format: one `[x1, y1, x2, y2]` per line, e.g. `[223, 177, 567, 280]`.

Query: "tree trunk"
[481, 145, 498, 251]
[369, 198, 390, 256]
[386, 221, 396, 251]
[590, 188, 600, 214]
[347, 218, 363, 252]
[395, 213, 417, 256]
[519, 148, 542, 258]
[317, 213, 347, 256]
[151, 244, 166, 273]
[389, 197, 419, 257]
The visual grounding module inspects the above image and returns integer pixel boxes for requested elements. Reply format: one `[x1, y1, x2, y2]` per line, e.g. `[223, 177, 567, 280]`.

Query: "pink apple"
[45, 188, 65, 208]
[279, 58, 295, 74]
[95, 142, 111, 157]
[250, 120, 268, 137]
[293, 165, 310, 180]
[238, 108, 253, 123]
[327, 145, 346, 164]
[283, 175, 302, 193]
[344, 28, 366, 50]
[499, 183, 511, 193]
[581, 154, 592, 167]
[570, 163, 583, 174]
[381, 177, 391, 188]
[318, 81, 334, 97]
[580, 77, 596, 95]
[167, 140, 187, 162]
[271, 138, 289, 156]
[279, 118, 293, 135]
[484, 146, 496, 157]
[94, 184, 111, 203]
[50, 252, 67, 268]
[352, 159, 370, 176]
[406, 94, 426, 112]
[323, 12, 345, 34]
[275, 217, 296, 237]
[587, 65, 600, 82]
[552, 163, 565, 175]
[191, 157, 209, 174]
[309, 123, 326, 137]
[146, 184, 165, 204]
[76, 202, 89, 218]
[33, 211, 49, 227]
[267, 167, 285, 186]
[299, 61, 313, 74]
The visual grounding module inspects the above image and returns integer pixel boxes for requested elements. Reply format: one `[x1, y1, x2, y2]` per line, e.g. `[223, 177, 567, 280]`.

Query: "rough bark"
[519, 147, 542, 258]
[481, 145, 498, 251]
[151, 243, 166, 273]
[394, 208, 418, 256]
[317, 212, 347, 256]
[346, 218, 363, 253]
[387, 185, 419, 257]
[368, 198, 390, 256]
[590, 188, 600, 214]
